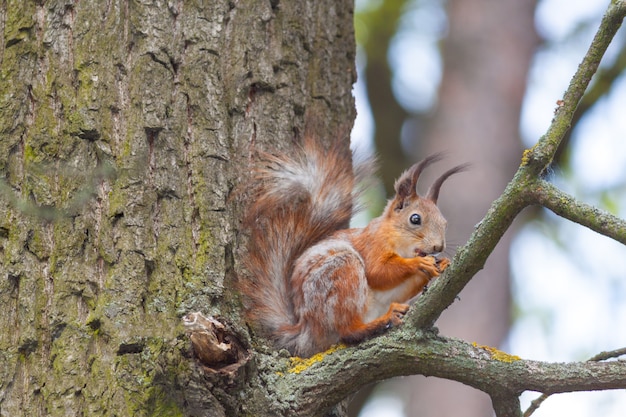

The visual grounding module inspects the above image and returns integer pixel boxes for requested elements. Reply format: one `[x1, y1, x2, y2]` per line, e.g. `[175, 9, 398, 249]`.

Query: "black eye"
[410, 213, 421, 225]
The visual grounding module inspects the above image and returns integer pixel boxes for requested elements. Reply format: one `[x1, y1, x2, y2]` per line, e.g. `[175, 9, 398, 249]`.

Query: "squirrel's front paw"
[418, 255, 440, 277]
[436, 257, 450, 272]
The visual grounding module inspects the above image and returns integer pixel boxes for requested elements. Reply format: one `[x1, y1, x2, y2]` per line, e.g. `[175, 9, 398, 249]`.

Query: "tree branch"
[271, 332, 626, 417]
[523, 347, 626, 417]
[492, 394, 522, 417]
[525, 0, 626, 174]
[555, 41, 626, 164]
[529, 179, 626, 244]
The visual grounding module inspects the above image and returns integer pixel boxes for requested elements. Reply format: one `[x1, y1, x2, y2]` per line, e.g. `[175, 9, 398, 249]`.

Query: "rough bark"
[0, 1, 355, 416]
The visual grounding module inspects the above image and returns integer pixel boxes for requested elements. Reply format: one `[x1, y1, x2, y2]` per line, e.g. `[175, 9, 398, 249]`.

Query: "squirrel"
[240, 135, 466, 358]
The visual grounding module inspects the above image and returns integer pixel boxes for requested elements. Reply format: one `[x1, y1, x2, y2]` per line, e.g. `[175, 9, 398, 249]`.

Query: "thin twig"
[589, 347, 626, 362]
[530, 179, 626, 245]
[523, 0, 626, 174]
[523, 347, 626, 417]
[556, 42, 626, 164]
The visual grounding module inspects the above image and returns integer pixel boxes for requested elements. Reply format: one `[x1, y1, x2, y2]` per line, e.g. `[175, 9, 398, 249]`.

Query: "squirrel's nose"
[433, 244, 444, 253]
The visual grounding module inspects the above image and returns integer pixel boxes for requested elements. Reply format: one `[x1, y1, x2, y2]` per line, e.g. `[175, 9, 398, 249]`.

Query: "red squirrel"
[240, 135, 465, 357]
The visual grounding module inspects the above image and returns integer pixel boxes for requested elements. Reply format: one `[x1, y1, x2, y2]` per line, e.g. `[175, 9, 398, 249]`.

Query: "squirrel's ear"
[426, 163, 470, 203]
[393, 171, 414, 202]
[393, 153, 445, 204]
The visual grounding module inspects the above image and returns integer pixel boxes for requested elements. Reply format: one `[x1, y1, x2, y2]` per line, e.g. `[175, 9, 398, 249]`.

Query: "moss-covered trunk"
[0, 1, 355, 416]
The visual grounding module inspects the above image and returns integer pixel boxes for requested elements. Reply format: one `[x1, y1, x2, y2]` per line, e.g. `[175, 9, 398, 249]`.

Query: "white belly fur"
[363, 279, 417, 323]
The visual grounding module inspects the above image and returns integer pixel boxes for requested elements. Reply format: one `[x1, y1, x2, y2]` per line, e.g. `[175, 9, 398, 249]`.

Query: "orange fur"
[240, 137, 463, 357]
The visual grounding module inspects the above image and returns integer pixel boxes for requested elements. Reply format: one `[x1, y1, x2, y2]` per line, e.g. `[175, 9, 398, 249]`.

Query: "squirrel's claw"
[436, 257, 450, 272]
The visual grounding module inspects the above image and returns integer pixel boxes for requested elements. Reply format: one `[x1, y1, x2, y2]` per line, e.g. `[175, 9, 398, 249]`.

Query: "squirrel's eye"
[409, 213, 421, 225]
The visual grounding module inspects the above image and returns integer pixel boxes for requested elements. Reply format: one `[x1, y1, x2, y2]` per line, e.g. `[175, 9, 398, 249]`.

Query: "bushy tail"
[240, 135, 372, 351]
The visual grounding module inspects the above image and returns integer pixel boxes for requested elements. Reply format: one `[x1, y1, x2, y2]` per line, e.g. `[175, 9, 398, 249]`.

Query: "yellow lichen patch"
[521, 148, 532, 166]
[472, 342, 521, 363]
[287, 344, 346, 374]
[521, 142, 540, 166]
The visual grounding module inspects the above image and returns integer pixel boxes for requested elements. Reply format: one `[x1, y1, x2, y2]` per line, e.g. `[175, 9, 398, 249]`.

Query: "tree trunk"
[0, 1, 355, 416]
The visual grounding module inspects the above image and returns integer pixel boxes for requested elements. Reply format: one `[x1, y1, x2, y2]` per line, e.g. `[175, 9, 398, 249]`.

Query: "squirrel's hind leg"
[337, 302, 409, 345]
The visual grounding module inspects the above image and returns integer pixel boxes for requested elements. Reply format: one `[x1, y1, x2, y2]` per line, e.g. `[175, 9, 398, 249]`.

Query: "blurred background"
[348, 0, 626, 416]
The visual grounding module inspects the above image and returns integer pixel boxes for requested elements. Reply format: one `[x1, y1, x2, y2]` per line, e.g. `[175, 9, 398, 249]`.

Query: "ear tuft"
[426, 163, 470, 203]
[393, 153, 446, 200]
